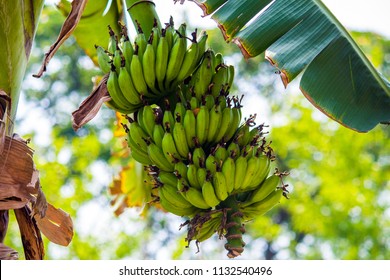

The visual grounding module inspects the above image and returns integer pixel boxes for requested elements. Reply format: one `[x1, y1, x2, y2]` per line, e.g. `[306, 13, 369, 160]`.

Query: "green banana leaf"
[191, 0, 390, 132]
[0, 0, 44, 125]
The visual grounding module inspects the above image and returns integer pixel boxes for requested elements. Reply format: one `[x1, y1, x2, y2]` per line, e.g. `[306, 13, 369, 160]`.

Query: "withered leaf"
[0, 243, 18, 260]
[33, 0, 88, 78]
[35, 203, 73, 247]
[0, 136, 39, 211]
[14, 206, 45, 260]
[72, 74, 110, 131]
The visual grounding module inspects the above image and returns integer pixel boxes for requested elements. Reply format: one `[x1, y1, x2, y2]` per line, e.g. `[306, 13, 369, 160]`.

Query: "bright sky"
[321, 0, 390, 38]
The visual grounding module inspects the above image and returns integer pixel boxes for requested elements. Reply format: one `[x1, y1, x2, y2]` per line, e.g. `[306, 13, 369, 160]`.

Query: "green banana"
[174, 102, 186, 122]
[189, 96, 199, 110]
[95, 45, 111, 73]
[213, 171, 228, 201]
[172, 121, 190, 159]
[192, 50, 214, 99]
[107, 25, 117, 54]
[165, 23, 187, 86]
[151, 18, 161, 53]
[218, 94, 228, 110]
[105, 99, 136, 114]
[159, 183, 194, 209]
[233, 155, 248, 190]
[118, 60, 142, 106]
[142, 33, 158, 94]
[162, 107, 175, 132]
[192, 145, 206, 169]
[195, 105, 209, 145]
[155, 28, 169, 91]
[207, 103, 222, 143]
[130, 43, 149, 96]
[195, 30, 208, 64]
[244, 175, 281, 207]
[162, 124, 181, 164]
[248, 154, 270, 188]
[227, 64, 235, 89]
[187, 163, 201, 189]
[241, 189, 283, 219]
[159, 193, 198, 217]
[107, 65, 134, 113]
[205, 154, 218, 174]
[183, 109, 196, 149]
[165, 16, 175, 51]
[214, 52, 224, 67]
[235, 123, 251, 148]
[196, 167, 207, 186]
[141, 105, 156, 138]
[152, 123, 165, 148]
[129, 142, 153, 165]
[134, 21, 147, 62]
[158, 171, 178, 187]
[184, 187, 211, 209]
[120, 36, 133, 73]
[147, 141, 175, 172]
[240, 155, 260, 190]
[113, 45, 122, 74]
[210, 65, 229, 98]
[222, 156, 235, 194]
[214, 107, 232, 144]
[195, 215, 221, 242]
[136, 107, 145, 130]
[227, 140, 240, 160]
[176, 30, 200, 82]
[224, 106, 242, 142]
[176, 176, 190, 195]
[174, 161, 188, 180]
[214, 144, 228, 163]
[128, 120, 149, 152]
[204, 94, 215, 110]
[202, 180, 221, 208]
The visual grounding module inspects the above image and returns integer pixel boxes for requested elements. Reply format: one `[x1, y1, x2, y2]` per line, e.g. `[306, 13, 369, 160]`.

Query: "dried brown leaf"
[35, 203, 73, 246]
[0, 136, 39, 211]
[0, 135, 35, 185]
[71, 74, 110, 131]
[14, 206, 45, 260]
[33, 0, 88, 78]
[31, 185, 48, 219]
[0, 210, 9, 242]
[0, 243, 18, 260]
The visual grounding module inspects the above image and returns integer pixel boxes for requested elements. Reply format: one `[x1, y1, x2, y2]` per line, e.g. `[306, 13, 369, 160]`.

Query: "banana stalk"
[126, 0, 161, 37]
[220, 196, 246, 259]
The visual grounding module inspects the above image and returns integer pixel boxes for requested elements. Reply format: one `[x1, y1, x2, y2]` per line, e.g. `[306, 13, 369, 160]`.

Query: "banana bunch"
[95, 17, 211, 114]
[98, 14, 289, 258]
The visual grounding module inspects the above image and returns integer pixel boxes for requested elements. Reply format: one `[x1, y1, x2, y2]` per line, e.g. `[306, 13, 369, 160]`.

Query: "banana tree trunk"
[0, 0, 44, 260]
[0, 0, 44, 129]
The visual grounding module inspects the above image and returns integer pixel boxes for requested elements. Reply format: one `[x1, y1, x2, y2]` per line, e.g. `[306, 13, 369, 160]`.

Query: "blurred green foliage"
[4, 3, 389, 260]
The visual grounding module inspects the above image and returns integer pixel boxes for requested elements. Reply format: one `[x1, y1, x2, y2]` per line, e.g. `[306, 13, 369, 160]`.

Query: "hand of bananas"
[97, 17, 289, 258]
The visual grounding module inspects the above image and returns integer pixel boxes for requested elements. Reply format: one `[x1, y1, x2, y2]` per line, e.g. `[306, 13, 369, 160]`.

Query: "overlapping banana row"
[124, 93, 242, 172]
[96, 17, 213, 114]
